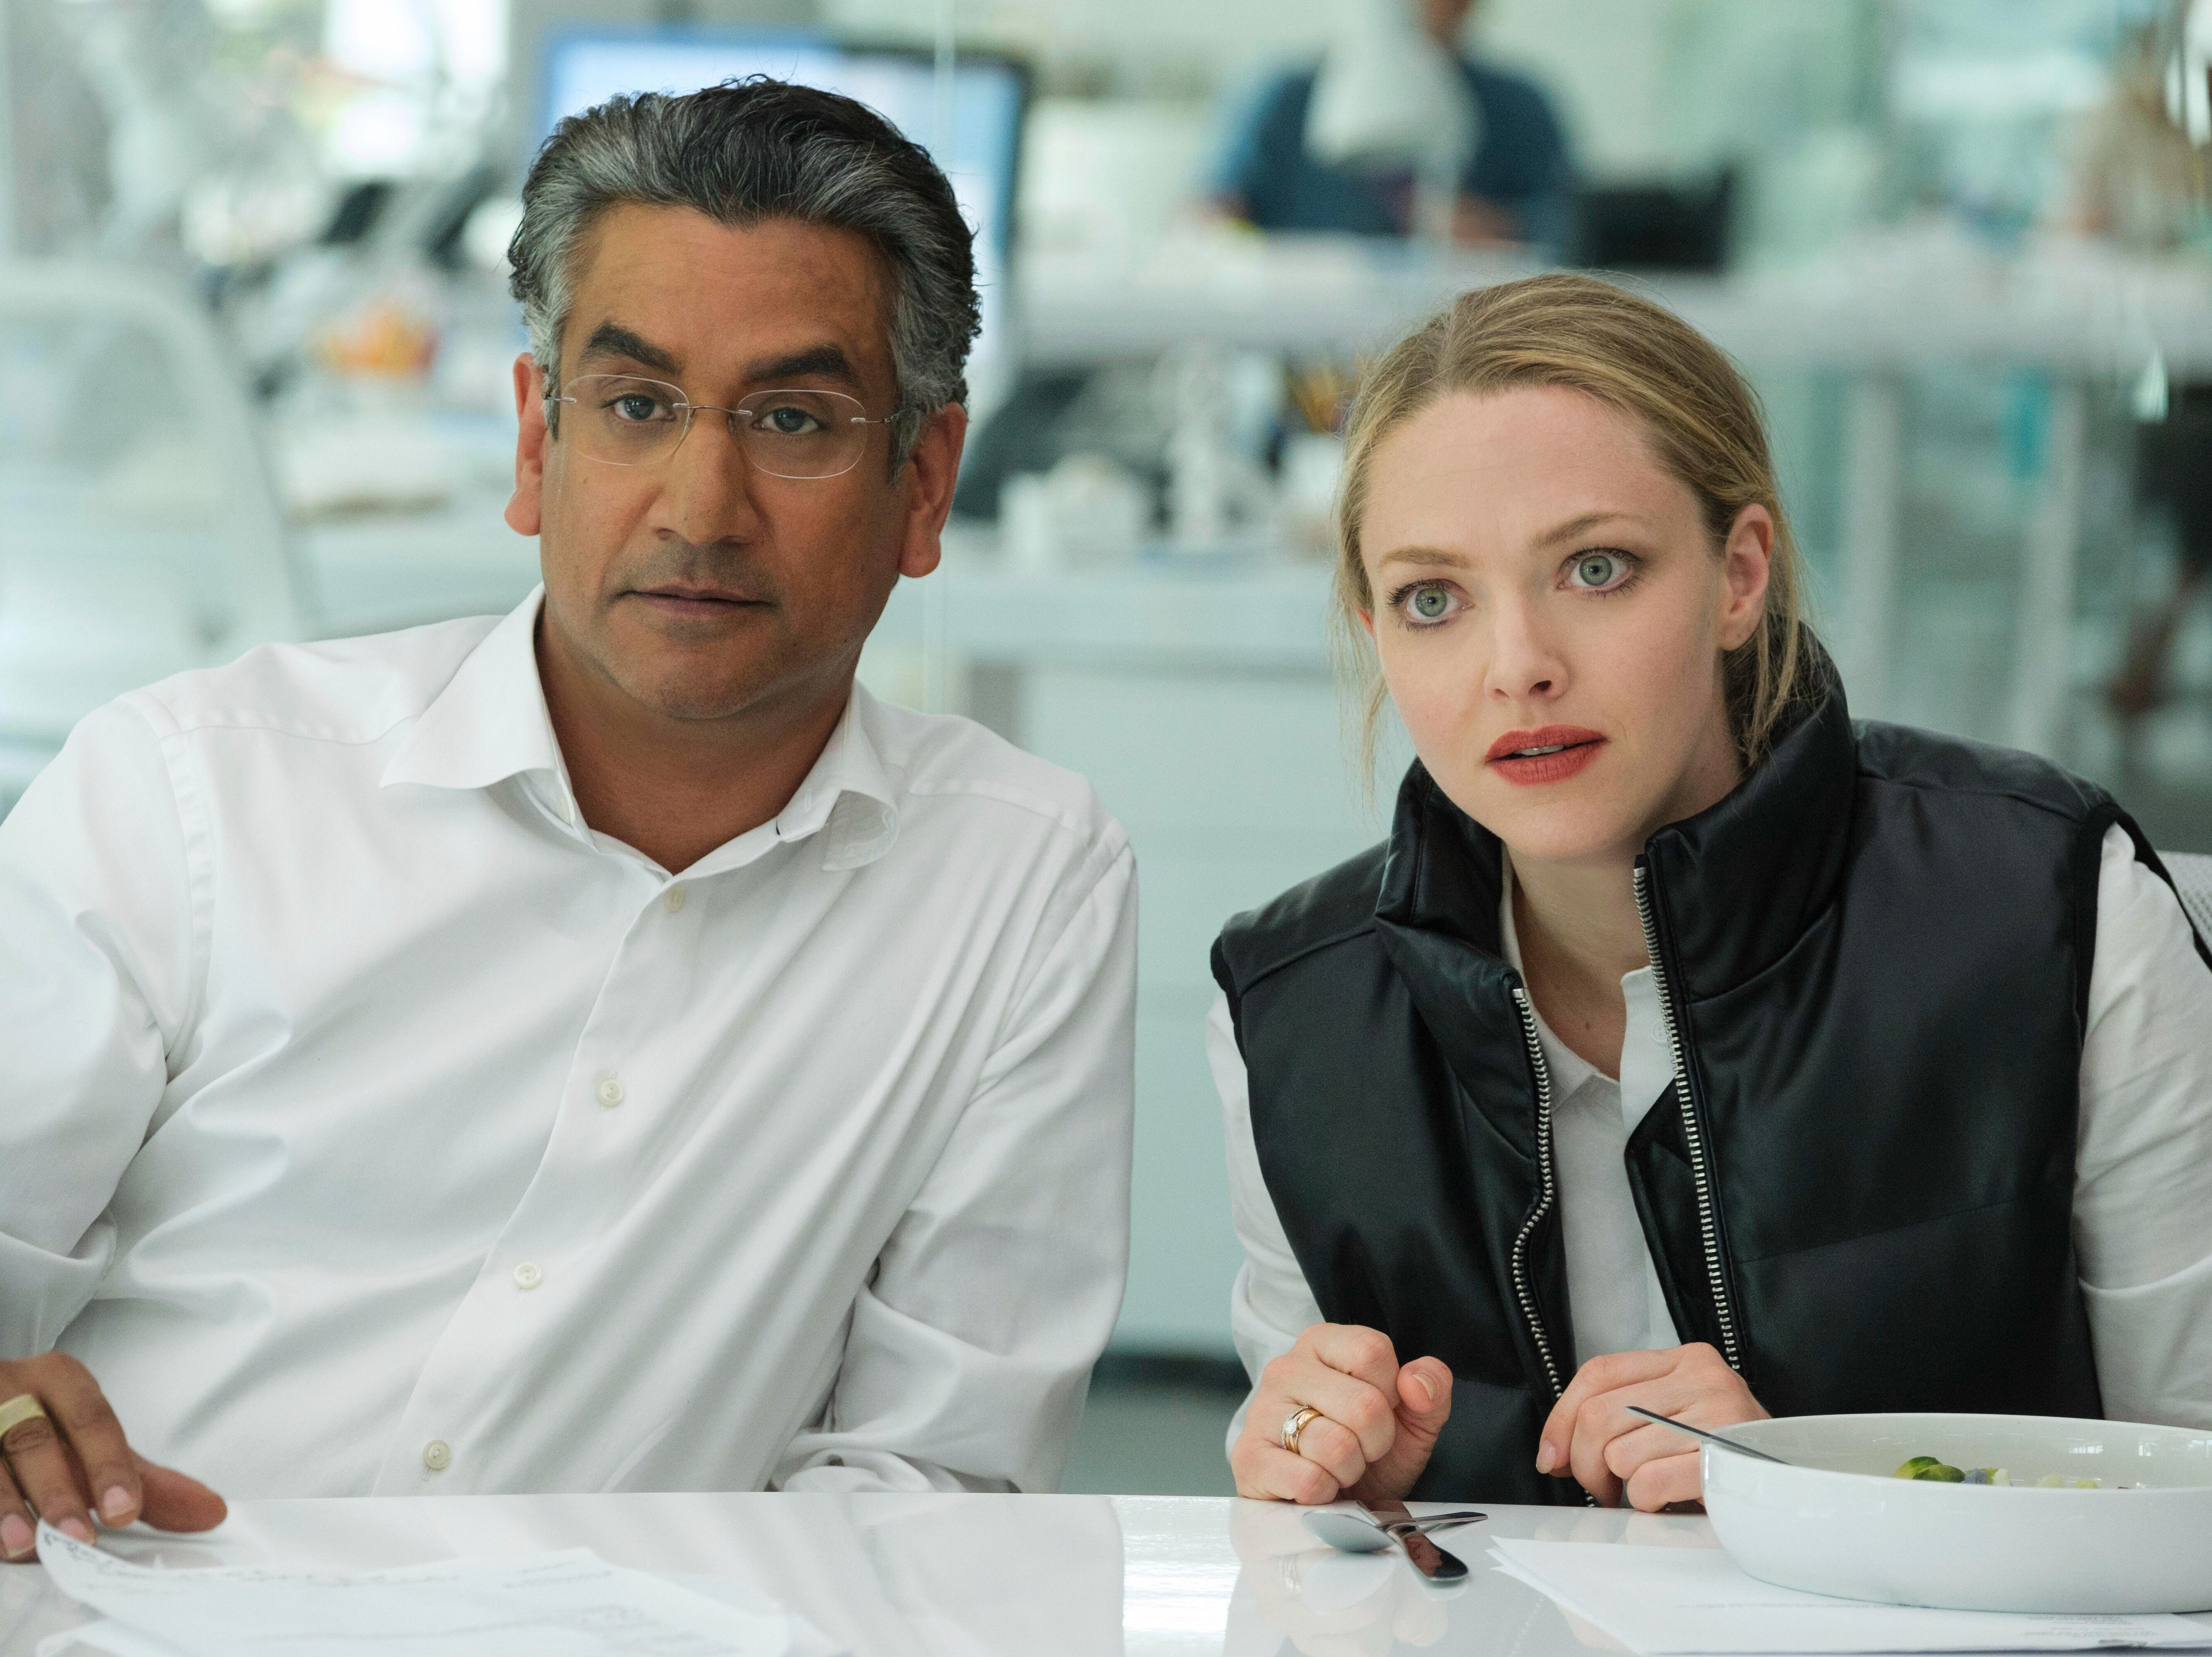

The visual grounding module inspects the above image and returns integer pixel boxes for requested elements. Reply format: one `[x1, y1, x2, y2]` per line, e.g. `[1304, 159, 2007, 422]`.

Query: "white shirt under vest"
[1214, 827, 2212, 1445]
[0, 590, 1136, 1497]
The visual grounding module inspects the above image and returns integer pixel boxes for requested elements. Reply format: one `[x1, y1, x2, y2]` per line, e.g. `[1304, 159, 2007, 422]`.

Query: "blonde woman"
[1210, 274, 2212, 1511]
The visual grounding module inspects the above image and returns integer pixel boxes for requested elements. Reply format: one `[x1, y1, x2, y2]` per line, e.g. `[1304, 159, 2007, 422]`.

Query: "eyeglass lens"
[561, 376, 871, 479]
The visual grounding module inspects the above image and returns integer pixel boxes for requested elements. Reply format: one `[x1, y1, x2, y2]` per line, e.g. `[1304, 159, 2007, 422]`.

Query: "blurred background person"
[2093, 4, 2212, 722]
[1206, 0, 1572, 248]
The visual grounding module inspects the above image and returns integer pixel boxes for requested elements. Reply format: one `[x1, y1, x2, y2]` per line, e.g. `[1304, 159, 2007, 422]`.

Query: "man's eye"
[1568, 553, 1626, 589]
[611, 394, 666, 422]
[757, 404, 825, 435]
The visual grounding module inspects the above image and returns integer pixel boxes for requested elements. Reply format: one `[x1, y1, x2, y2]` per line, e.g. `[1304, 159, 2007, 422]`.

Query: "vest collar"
[1375, 649, 1855, 1002]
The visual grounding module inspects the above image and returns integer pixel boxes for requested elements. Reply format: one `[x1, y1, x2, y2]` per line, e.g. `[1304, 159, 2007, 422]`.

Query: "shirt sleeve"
[773, 835, 1137, 1494]
[2075, 823, 2212, 1427]
[1209, 990, 1324, 1458]
[0, 700, 203, 1359]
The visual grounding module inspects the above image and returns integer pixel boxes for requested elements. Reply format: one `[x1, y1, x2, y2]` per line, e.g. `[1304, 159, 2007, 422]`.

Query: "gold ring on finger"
[1280, 1405, 1323, 1456]
[0, 1393, 47, 1444]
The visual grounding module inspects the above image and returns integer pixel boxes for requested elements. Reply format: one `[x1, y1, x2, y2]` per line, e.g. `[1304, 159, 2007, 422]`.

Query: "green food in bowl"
[1894, 1456, 2105, 1488]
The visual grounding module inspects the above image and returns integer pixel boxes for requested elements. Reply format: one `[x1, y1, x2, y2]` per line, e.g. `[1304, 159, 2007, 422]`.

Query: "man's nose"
[655, 411, 762, 543]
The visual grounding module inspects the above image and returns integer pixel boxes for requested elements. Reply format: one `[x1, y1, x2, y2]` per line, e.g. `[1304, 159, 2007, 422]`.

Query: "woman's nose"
[1487, 598, 1565, 702]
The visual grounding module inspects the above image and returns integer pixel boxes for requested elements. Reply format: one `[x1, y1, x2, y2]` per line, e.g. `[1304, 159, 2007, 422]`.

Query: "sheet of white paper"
[1490, 1539, 2212, 1655]
[36, 1521, 800, 1657]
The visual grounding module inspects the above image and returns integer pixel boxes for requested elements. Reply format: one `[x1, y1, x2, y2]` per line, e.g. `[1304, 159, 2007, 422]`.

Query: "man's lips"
[631, 587, 767, 610]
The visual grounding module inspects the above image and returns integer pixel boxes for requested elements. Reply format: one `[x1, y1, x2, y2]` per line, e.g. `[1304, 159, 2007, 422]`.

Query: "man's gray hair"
[508, 77, 980, 467]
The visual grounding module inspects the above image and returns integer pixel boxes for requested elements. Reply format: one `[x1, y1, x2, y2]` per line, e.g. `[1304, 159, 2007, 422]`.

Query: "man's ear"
[505, 354, 549, 537]
[895, 404, 970, 580]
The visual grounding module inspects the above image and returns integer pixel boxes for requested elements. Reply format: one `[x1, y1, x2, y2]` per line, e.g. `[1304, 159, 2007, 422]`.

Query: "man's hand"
[1536, 1343, 1768, 1510]
[0, 1352, 227, 1562]
[1230, 1323, 1453, 1505]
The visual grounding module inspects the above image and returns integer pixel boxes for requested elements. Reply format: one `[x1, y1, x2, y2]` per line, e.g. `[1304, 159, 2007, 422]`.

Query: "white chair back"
[0, 259, 302, 814]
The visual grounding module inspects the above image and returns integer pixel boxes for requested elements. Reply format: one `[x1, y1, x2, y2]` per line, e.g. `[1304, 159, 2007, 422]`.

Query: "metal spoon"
[1300, 1505, 1482, 1581]
[1625, 1406, 1791, 1465]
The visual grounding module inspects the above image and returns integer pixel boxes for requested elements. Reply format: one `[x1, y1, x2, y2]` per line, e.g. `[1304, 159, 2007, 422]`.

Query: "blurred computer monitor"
[539, 30, 1026, 416]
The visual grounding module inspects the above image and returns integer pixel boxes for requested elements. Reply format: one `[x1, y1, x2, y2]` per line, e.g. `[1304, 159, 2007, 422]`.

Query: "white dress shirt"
[0, 590, 1136, 1498]
[1214, 825, 2212, 1444]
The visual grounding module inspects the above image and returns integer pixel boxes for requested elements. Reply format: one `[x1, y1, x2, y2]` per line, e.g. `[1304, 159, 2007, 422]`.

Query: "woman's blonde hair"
[1335, 272, 1816, 776]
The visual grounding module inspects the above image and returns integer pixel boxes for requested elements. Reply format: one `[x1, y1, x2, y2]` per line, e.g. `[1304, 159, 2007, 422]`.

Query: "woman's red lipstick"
[1485, 725, 1606, 786]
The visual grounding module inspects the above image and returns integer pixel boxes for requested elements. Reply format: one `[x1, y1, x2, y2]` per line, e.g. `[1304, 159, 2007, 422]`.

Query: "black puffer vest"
[1212, 678, 2201, 1504]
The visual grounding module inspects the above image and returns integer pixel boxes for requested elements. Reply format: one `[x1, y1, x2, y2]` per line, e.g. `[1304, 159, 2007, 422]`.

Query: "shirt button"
[422, 1440, 451, 1472]
[596, 1076, 625, 1108]
[512, 1262, 543, 1290]
[662, 885, 687, 914]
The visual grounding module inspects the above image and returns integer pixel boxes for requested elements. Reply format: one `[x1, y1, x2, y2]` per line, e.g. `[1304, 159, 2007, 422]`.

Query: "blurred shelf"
[1019, 236, 2212, 373]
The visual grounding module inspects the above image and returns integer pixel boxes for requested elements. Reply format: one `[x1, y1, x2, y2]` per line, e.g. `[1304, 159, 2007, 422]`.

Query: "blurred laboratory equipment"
[1207, 0, 1571, 248]
[1000, 455, 1150, 572]
[1160, 342, 1279, 551]
[1273, 430, 1346, 560]
[0, 260, 301, 812]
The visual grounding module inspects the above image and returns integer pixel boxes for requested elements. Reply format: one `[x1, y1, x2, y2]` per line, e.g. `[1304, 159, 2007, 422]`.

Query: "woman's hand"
[1536, 1343, 1768, 1510]
[1230, 1323, 1454, 1505]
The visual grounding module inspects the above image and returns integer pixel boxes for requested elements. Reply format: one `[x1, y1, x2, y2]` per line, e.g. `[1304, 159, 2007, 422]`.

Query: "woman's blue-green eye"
[1410, 586, 1454, 622]
[1570, 553, 1623, 589]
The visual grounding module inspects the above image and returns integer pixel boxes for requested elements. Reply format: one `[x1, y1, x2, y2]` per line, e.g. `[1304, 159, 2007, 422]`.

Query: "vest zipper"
[1507, 982, 1565, 1400]
[1632, 861, 1742, 1372]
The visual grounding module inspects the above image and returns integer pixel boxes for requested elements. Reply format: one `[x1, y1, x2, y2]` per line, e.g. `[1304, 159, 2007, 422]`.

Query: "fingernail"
[1535, 1440, 1557, 1474]
[100, 1486, 134, 1522]
[1408, 1371, 1435, 1406]
[60, 1518, 94, 1544]
[0, 1515, 31, 1558]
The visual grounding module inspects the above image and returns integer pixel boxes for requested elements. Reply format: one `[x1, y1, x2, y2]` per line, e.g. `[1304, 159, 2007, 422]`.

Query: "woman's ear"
[1717, 504, 1774, 652]
[1357, 607, 1375, 642]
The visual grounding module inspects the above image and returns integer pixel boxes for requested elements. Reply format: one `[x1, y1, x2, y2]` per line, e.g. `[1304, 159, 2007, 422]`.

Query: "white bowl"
[1701, 1413, 2212, 1613]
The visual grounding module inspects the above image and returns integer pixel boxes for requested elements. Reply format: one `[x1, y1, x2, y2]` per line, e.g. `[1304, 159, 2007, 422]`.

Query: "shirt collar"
[381, 588, 572, 811]
[761, 681, 900, 873]
[382, 586, 903, 871]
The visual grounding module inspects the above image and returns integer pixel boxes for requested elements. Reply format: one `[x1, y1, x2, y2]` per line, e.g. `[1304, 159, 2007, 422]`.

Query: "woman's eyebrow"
[1375, 545, 1471, 571]
[1534, 509, 1641, 548]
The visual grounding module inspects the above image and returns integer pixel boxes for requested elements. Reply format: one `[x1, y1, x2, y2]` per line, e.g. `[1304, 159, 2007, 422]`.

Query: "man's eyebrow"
[745, 344, 859, 387]
[1534, 509, 1642, 548]
[577, 322, 681, 376]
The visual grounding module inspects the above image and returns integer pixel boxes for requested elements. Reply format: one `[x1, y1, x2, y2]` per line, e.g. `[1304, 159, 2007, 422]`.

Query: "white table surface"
[1, 1493, 1734, 1657]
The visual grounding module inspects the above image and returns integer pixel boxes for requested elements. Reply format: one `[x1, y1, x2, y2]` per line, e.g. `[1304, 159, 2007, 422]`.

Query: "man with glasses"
[0, 79, 1136, 1557]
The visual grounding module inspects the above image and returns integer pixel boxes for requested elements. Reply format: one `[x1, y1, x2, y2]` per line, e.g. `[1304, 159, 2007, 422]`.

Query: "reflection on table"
[0, 1490, 1826, 1657]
